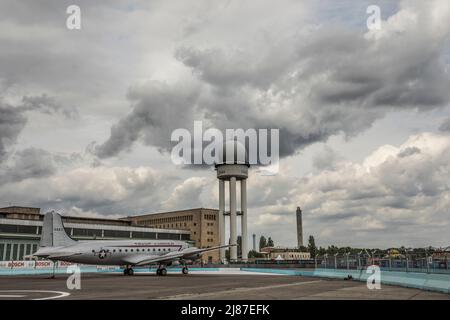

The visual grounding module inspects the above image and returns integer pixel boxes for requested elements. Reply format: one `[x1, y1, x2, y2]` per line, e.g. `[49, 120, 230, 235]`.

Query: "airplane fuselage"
[36, 239, 190, 265]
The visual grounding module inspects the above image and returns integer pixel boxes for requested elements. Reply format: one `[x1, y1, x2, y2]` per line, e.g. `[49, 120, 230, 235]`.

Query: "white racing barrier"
[0, 260, 124, 276]
[0, 260, 78, 269]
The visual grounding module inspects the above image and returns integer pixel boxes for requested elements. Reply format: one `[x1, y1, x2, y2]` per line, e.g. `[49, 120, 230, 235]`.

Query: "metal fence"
[315, 254, 450, 274]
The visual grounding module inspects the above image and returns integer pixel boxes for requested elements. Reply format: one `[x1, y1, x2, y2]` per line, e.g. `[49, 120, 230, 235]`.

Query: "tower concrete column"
[218, 179, 226, 263]
[241, 179, 248, 262]
[229, 177, 237, 262]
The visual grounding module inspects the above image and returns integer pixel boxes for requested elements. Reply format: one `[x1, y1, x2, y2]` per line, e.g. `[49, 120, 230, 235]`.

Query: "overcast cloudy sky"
[1, 0, 450, 249]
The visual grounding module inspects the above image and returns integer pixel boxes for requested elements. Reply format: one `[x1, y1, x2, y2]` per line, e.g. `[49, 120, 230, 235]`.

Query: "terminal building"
[122, 208, 220, 262]
[0, 206, 221, 262]
[260, 247, 311, 260]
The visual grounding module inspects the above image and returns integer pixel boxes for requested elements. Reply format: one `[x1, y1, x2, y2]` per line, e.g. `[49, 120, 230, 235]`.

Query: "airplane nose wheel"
[182, 267, 189, 275]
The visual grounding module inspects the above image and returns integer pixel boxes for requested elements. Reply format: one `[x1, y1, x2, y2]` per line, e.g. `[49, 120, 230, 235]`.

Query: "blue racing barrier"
[239, 268, 304, 276]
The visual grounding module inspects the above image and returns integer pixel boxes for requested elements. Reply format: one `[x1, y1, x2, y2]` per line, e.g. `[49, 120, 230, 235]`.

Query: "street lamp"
[345, 252, 351, 270]
[334, 252, 339, 269]
[404, 248, 412, 272]
[444, 246, 450, 271]
[372, 250, 378, 266]
[357, 250, 363, 269]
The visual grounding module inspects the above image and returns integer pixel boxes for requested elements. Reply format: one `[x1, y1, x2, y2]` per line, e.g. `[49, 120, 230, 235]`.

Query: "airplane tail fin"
[39, 211, 77, 247]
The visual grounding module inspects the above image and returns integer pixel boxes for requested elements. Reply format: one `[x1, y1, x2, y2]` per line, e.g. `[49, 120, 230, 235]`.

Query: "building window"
[5, 244, 11, 260]
[103, 230, 131, 238]
[181, 234, 190, 241]
[0, 224, 38, 234]
[132, 231, 156, 239]
[72, 228, 102, 238]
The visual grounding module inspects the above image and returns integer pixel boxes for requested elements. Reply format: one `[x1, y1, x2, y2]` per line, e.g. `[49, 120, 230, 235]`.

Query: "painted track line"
[0, 290, 70, 300]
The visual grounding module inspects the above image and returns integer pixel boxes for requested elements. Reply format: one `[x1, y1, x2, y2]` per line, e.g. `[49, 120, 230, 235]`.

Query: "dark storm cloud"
[0, 103, 27, 161]
[398, 146, 421, 158]
[93, 81, 200, 158]
[0, 94, 77, 162]
[21, 94, 78, 119]
[439, 118, 450, 132]
[0, 148, 57, 183]
[95, 2, 450, 160]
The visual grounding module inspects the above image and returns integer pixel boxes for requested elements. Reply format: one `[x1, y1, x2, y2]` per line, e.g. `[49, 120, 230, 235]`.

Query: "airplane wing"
[47, 252, 82, 259]
[128, 244, 233, 266]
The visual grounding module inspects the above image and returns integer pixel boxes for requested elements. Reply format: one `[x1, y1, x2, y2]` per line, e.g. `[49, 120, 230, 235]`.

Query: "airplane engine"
[184, 253, 202, 261]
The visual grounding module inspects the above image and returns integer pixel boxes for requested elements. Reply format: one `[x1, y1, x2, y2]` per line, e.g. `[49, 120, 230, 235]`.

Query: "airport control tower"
[216, 140, 250, 262]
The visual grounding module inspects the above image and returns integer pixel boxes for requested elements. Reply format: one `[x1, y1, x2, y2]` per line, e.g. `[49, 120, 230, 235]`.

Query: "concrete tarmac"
[0, 273, 449, 300]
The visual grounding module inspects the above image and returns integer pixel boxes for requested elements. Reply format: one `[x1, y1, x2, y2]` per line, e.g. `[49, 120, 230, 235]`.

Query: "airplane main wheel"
[156, 269, 161, 276]
[124, 268, 134, 276]
[160, 268, 167, 276]
[182, 267, 189, 275]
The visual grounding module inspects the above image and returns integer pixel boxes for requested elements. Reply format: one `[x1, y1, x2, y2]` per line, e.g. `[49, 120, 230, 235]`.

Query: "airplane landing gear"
[182, 266, 189, 275]
[156, 265, 167, 276]
[124, 267, 134, 276]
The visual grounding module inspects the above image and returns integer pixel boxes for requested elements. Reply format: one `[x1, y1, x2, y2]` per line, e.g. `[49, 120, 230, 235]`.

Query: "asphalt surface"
[0, 273, 449, 300]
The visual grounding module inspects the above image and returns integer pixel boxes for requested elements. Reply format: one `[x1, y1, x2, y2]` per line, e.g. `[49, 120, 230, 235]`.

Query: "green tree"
[259, 236, 267, 250]
[248, 250, 265, 258]
[237, 235, 242, 258]
[267, 237, 274, 247]
[308, 235, 317, 258]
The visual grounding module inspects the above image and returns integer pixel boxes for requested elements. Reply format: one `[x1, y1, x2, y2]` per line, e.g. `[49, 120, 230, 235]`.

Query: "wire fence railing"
[315, 254, 450, 274]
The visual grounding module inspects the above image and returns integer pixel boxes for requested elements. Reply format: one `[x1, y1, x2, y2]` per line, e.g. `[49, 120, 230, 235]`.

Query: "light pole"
[357, 250, 363, 270]
[364, 249, 371, 267]
[334, 252, 339, 269]
[345, 252, 350, 270]
[405, 248, 412, 272]
[443, 246, 450, 271]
